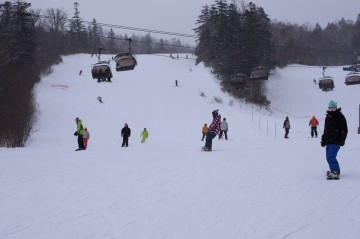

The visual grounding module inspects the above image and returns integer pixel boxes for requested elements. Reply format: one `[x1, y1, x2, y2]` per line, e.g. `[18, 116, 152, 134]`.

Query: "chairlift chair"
[91, 61, 113, 82]
[114, 38, 137, 72]
[318, 76, 335, 91]
[344, 71, 360, 85]
[114, 53, 137, 71]
[250, 66, 269, 80]
[228, 74, 248, 90]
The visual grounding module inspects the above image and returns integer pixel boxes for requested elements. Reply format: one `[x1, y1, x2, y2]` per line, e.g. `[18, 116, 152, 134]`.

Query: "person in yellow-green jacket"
[140, 128, 149, 143]
[74, 117, 85, 151]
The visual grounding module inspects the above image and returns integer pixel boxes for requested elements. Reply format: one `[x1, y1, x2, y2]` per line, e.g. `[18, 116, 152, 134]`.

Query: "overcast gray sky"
[29, 0, 360, 45]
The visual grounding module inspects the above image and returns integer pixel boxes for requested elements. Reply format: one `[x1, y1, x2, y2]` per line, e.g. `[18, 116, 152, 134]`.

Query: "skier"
[309, 115, 319, 138]
[283, 116, 290, 138]
[121, 123, 131, 147]
[74, 117, 85, 151]
[97, 96, 103, 103]
[202, 109, 221, 151]
[320, 100, 348, 180]
[140, 128, 149, 143]
[79, 70, 82, 75]
[219, 118, 228, 140]
[201, 123, 208, 141]
[83, 127, 90, 149]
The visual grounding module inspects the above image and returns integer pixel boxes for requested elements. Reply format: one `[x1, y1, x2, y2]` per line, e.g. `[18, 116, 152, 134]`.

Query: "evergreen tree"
[107, 28, 116, 53]
[68, 2, 88, 52]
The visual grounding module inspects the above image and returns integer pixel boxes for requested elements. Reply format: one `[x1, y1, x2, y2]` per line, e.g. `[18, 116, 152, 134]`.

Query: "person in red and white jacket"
[203, 110, 221, 151]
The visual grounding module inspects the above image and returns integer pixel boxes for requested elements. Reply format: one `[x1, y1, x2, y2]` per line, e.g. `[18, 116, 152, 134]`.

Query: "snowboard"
[202, 146, 212, 151]
[326, 171, 340, 180]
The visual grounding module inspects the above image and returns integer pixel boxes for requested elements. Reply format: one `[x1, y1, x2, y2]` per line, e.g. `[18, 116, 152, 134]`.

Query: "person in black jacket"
[321, 100, 348, 179]
[121, 123, 131, 147]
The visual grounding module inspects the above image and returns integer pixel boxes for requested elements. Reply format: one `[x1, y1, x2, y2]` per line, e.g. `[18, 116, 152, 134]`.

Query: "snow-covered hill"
[1, 54, 360, 239]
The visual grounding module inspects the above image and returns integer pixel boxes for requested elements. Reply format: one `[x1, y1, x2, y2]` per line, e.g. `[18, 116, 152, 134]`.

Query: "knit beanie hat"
[212, 109, 219, 116]
[328, 100, 337, 109]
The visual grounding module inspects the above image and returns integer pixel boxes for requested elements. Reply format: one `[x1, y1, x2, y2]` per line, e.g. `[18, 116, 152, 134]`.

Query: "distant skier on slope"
[219, 117, 228, 140]
[83, 127, 90, 149]
[320, 100, 348, 180]
[201, 123, 208, 141]
[283, 116, 290, 138]
[74, 117, 85, 151]
[309, 115, 319, 138]
[202, 110, 221, 151]
[121, 123, 131, 147]
[140, 128, 148, 143]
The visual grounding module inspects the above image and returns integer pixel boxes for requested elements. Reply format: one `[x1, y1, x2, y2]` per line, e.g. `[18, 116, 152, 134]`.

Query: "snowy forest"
[194, 1, 360, 106]
[1, 0, 360, 147]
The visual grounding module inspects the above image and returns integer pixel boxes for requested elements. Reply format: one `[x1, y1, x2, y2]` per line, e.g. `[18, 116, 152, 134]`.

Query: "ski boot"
[327, 171, 340, 180]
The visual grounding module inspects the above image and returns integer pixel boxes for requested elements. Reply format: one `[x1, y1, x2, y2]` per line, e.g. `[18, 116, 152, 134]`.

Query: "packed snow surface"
[1, 54, 360, 239]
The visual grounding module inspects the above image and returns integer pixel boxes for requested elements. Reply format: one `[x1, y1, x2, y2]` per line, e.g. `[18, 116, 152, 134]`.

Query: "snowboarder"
[140, 128, 149, 143]
[83, 127, 90, 149]
[309, 115, 319, 138]
[283, 116, 290, 138]
[201, 123, 208, 141]
[219, 118, 228, 140]
[321, 100, 348, 180]
[74, 117, 85, 150]
[121, 123, 131, 147]
[202, 110, 221, 151]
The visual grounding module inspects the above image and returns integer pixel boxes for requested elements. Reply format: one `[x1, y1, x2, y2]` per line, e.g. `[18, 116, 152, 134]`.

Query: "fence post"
[275, 123, 277, 138]
[358, 104, 360, 134]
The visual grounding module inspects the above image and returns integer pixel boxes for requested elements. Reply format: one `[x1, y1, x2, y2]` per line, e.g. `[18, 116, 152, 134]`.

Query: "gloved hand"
[74, 132, 78, 136]
[339, 141, 345, 146]
[320, 141, 325, 147]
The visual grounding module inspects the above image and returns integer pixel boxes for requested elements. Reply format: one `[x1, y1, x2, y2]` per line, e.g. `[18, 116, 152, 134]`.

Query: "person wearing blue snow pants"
[320, 100, 347, 177]
[326, 144, 341, 173]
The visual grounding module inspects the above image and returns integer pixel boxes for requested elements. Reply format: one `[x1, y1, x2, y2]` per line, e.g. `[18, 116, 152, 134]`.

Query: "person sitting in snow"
[203, 110, 221, 151]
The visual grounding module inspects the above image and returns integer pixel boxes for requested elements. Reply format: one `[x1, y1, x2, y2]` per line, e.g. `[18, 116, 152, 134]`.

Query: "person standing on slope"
[121, 123, 131, 147]
[202, 110, 221, 151]
[283, 116, 290, 138]
[321, 100, 348, 180]
[201, 123, 208, 141]
[309, 115, 319, 138]
[140, 128, 149, 143]
[83, 127, 90, 149]
[74, 117, 85, 151]
[219, 118, 228, 140]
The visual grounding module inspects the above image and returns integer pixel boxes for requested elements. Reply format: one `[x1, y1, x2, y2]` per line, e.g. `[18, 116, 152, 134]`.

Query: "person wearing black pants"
[121, 123, 131, 147]
[283, 116, 290, 138]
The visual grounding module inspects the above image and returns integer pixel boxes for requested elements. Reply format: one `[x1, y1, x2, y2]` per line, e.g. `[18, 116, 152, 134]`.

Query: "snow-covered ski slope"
[1, 54, 360, 239]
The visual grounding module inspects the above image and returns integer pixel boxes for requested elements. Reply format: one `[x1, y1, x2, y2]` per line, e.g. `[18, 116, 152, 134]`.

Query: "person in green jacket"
[74, 117, 85, 150]
[140, 128, 149, 143]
